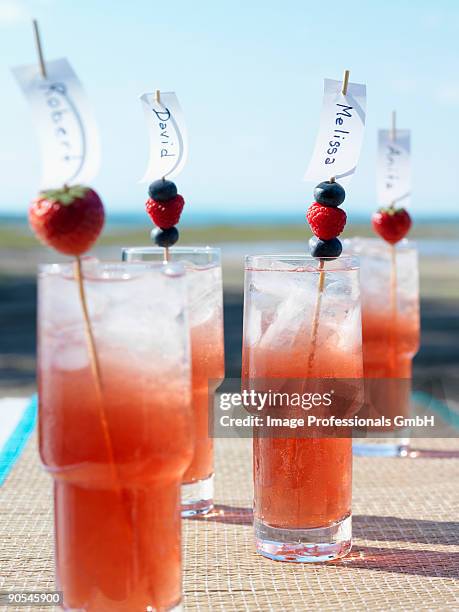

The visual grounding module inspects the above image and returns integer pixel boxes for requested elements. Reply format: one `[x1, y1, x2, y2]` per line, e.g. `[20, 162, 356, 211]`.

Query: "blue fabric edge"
[0, 394, 38, 487]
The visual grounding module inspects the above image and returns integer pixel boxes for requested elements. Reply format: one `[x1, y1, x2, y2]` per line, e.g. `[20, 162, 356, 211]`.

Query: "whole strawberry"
[29, 185, 105, 256]
[372, 207, 412, 244]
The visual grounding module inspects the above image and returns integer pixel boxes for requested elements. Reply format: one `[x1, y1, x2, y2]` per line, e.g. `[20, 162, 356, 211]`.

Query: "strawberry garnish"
[306, 202, 347, 241]
[146, 195, 185, 229]
[372, 207, 412, 244]
[29, 185, 105, 256]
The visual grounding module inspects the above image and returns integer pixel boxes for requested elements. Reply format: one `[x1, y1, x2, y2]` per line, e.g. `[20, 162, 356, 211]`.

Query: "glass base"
[353, 438, 410, 457]
[181, 474, 214, 517]
[254, 514, 352, 563]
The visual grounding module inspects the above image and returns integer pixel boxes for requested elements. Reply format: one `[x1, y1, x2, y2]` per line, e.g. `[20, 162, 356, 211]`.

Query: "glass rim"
[122, 245, 221, 255]
[122, 245, 221, 269]
[345, 236, 417, 253]
[244, 253, 359, 272]
[38, 260, 186, 280]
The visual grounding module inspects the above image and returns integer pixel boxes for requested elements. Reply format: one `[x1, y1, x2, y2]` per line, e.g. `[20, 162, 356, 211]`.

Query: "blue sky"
[0, 0, 458, 219]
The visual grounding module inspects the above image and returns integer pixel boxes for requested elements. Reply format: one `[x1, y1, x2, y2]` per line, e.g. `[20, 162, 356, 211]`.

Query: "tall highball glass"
[348, 238, 420, 457]
[38, 261, 191, 611]
[242, 255, 362, 562]
[122, 247, 225, 516]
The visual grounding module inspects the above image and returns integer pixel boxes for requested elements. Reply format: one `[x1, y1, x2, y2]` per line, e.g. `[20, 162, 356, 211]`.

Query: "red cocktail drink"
[350, 239, 420, 455]
[243, 255, 362, 562]
[39, 262, 192, 611]
[186, 313, 224, 486]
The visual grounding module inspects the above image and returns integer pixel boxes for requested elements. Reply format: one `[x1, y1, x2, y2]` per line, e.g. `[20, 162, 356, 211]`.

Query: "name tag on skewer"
[304, 77, 366, 186]
[377, 128, 411, 207]
[12, 57, 100, 189]
[139, 91, 188, 182]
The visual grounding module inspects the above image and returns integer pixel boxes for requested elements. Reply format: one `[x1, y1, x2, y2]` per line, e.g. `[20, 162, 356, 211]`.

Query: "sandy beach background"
[1, 217, 458, 407]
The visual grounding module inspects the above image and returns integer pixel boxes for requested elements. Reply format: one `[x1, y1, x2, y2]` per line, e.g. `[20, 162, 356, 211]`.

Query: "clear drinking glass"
[242, 255, 362, 562]
[38, 260, 192, 611]
[348, 238, 420, 457]
[122, 247, 225, 516]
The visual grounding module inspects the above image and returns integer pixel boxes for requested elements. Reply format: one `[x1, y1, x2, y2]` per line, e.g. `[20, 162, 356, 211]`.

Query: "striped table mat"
[0, 434, 458, 611]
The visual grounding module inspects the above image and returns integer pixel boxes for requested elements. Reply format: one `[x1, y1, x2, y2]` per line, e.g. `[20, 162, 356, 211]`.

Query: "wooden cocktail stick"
[32, 21, 116, 475]
[388, 244, 398, 375]
[31, 21, 129, 535]
[307, 259, 325, 374]
[31, 20, 112, 464]
[388, 111, 398, 373]
[32, 20, 47, 78]
[74, 258, 118, 479]
[74, 258, 132, 535]
[76, 259, 135, 545]
[31, 27, 106, 421]
[308, 71, 350, 373]
[154, 89, 170, 262]
[341, 69, 350, 96]
[74, 257, 103, 395]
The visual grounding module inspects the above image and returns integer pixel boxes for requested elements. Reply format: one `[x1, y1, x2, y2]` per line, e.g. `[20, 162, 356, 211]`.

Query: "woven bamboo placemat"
[1, 436, 459, 612]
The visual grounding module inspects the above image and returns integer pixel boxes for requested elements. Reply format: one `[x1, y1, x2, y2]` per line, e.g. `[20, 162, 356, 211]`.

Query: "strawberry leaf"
[40, 185, 89, 206]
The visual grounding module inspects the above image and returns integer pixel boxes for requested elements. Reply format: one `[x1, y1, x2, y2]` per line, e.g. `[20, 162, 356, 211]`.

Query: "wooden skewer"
[330, 71, 350, 184]
[33, 22, 111, 469]
[389, 244, 398, 375]
[390, 111, 397, 209]
[307, 259, 325, 374]
[308, 70, 351, 374]
[388, 111, 398, 373]
[32, 19, 47, 79]
[74, 258, 132, 532]
[74, 258, 103, 396]
[74, 258, 117, 469]
[341, 69, 350, 96]
[154, 88, 169, 261]
[153, 93, 166, 183]
[31, 20, 130, 538]
[155, 89, 165, 183]
[391, 110, 397, 142]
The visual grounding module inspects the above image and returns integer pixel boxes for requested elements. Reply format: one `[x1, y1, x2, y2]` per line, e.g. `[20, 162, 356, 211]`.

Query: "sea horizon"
[1, 210, 458, 227]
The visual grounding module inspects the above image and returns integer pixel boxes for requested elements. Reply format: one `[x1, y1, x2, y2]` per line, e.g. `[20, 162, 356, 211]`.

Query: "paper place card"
[139, 91, 188, 182]
[377, 129, 411, 206]
[304, 78, 367, 186]
[12, 58, 100, 189]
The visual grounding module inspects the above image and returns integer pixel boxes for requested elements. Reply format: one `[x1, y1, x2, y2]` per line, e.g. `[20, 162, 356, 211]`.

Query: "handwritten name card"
[12, 58, 100, 188]
[304, 78, 366, 186]
[139, 91, 188, 182]
[377, 129, 411, 206]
